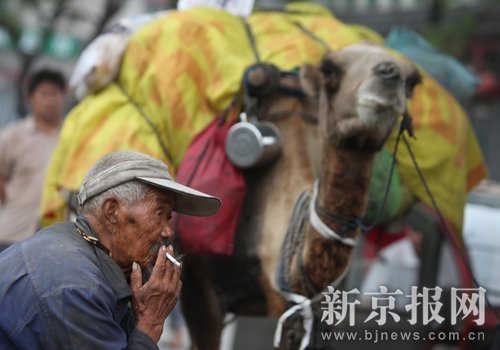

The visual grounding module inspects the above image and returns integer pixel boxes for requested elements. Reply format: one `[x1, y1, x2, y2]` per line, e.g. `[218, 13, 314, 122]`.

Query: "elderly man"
[0, 150, 220, 349]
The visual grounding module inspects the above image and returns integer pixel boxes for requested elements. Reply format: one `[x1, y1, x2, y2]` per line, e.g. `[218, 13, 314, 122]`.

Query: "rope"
[277, 191, 310, 293]
[241, 18, 260, 63]
[293, 22, 332, 52]
[114, 82, 173, 165]
[309, 180, 357, 246]
[294, 22, 333, 51]
[274, 294, 313, 350]
[354, 117, 407, 231]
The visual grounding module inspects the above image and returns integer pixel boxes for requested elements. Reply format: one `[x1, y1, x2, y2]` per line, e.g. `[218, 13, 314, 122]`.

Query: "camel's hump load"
[40, 3, 486, 234]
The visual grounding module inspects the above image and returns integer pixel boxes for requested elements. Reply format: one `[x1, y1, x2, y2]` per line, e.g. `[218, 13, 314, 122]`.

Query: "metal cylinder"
[225, 121, 283, 169]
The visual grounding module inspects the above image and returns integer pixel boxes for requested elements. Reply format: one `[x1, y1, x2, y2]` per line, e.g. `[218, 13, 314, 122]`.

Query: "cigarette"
[165, 252, 182, 267]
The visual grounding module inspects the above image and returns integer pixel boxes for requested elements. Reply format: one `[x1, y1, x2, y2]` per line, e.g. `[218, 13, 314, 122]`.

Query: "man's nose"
[161, 221, 174, 239]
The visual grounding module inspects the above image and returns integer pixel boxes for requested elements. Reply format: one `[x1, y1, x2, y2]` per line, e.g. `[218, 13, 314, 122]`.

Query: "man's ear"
[102, 197, 119, 225]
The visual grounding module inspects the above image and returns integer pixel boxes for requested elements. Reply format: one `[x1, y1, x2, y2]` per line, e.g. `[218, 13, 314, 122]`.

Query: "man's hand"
[130, 245, 182, 342]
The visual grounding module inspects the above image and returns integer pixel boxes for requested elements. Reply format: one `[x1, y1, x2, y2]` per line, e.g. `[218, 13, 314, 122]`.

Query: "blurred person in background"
[0, 68, 66, 252]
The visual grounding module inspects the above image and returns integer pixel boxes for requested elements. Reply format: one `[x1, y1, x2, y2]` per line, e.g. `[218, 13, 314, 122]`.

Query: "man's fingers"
[149, 245, 168, 281]
[168, 260, 181, 288]
[130, 262, 142, 292]
[166, 244, 174, 256]
[164, 245, 179, 280]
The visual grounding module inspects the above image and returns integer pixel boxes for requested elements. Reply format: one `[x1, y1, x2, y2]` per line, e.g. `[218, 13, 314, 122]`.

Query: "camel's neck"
[292, 144, 376, 295]
[317, 145, 375, 230]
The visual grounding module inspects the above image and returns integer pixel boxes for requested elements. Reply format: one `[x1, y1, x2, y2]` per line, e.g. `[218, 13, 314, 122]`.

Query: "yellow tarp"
[40, 3, 487, 233]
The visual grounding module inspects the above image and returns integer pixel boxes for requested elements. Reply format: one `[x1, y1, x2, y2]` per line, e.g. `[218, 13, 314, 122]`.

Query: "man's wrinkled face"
[28, 82, 65, 123]
[113, 188, 175, 282]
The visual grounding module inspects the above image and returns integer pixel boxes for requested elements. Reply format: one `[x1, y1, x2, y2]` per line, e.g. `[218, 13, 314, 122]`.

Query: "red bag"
[173, 113, 247, 256]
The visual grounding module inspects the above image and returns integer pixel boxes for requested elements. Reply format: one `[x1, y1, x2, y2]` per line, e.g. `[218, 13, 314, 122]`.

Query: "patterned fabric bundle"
[40, 3, 486, 233]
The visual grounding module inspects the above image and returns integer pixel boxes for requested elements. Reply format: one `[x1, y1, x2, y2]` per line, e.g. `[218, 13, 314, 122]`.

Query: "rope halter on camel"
[309, 179, 357, 246]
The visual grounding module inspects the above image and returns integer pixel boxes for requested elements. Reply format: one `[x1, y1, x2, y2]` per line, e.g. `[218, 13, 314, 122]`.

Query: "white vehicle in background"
[464, 180, 500, 307]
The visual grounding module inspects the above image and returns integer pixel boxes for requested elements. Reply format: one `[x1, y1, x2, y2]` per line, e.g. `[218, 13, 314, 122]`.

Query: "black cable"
[356, 119, 406, 231]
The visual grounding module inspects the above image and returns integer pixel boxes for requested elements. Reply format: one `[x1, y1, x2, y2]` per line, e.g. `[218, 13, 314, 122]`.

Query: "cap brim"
[137, 177, 221, 216]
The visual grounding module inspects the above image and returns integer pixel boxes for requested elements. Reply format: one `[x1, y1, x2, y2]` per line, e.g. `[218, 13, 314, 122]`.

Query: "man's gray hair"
[81, 151, 152, 215]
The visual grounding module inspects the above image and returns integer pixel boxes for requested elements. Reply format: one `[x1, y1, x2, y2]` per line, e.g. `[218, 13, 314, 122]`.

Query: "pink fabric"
[173, 116, 246, 256]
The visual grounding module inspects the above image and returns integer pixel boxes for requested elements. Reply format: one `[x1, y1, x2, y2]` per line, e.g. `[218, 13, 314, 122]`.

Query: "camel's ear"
[319, 55, 342, 92]
[405, 68, 422, 98]
[300, 55, 342, 96]
[300, 63, 321, 97]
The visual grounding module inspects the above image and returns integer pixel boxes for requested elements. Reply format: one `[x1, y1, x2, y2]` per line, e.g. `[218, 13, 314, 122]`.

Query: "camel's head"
[301, 43, 421, 150]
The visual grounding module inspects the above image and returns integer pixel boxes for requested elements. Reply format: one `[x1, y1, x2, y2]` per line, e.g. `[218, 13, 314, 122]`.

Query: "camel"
[180, 43, 422, 350]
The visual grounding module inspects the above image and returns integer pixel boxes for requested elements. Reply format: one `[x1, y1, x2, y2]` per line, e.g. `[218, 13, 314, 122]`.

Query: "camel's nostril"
[374, 62, 400, 81]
